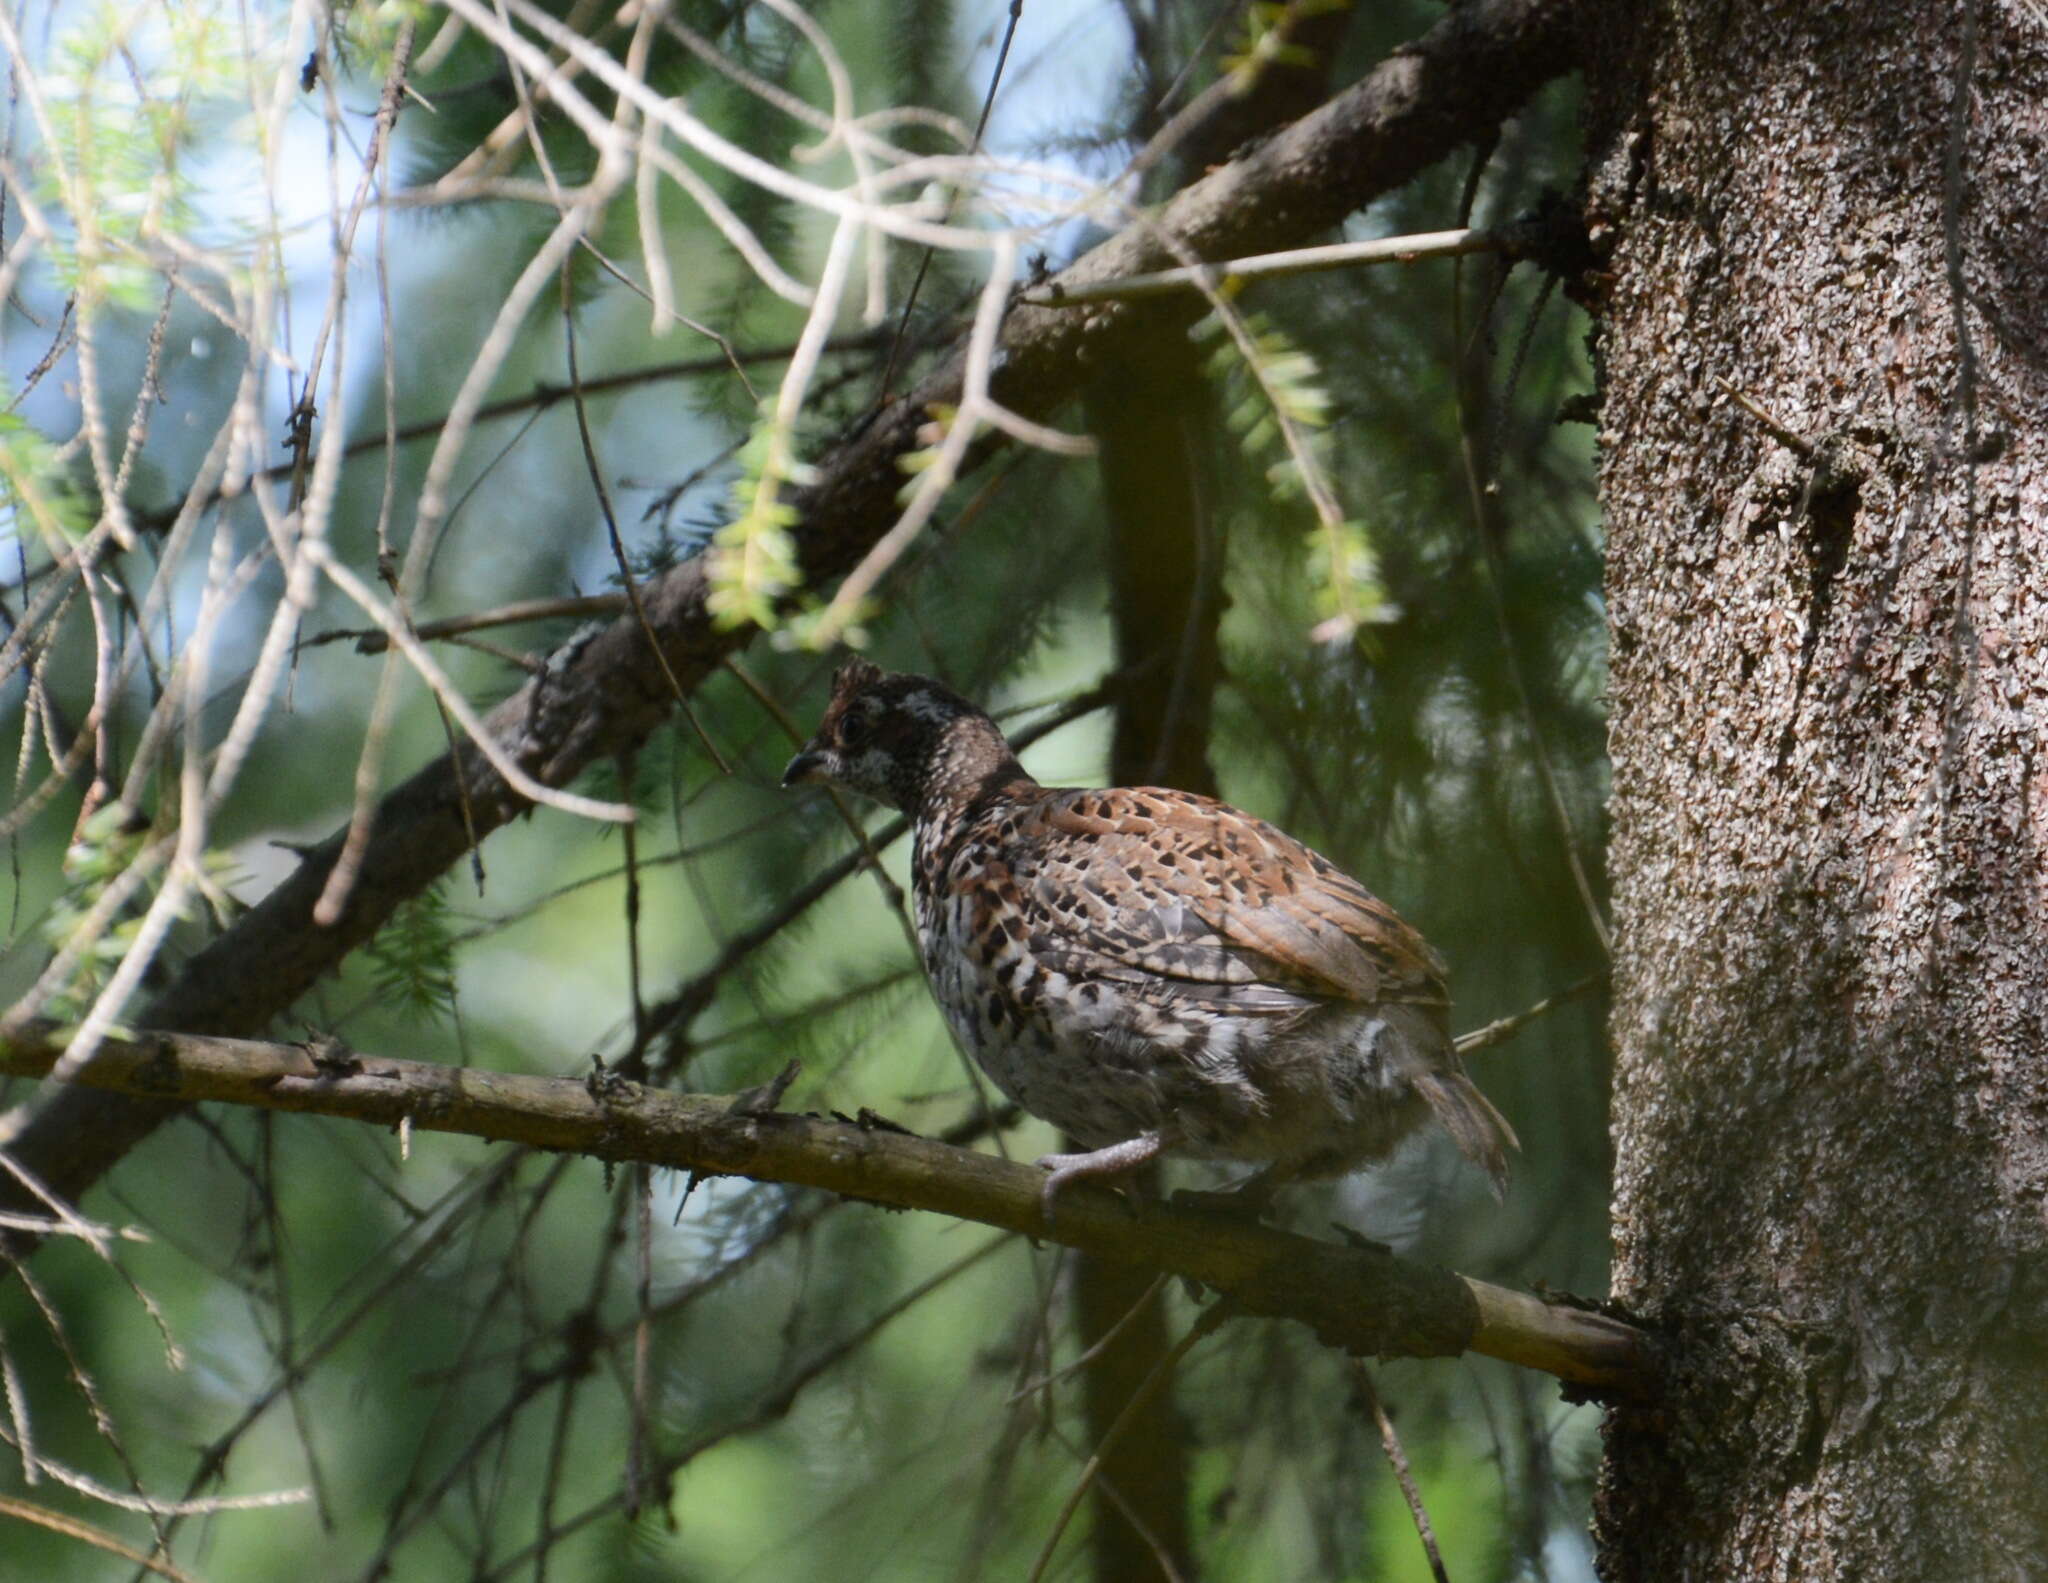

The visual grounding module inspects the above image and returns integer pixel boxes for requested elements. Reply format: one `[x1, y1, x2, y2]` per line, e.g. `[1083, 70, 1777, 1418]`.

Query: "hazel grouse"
[783, 659, 1516, 1213]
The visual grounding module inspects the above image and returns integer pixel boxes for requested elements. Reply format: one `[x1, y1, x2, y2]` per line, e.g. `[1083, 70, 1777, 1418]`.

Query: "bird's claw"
[1033, 1142, 1157, 1225]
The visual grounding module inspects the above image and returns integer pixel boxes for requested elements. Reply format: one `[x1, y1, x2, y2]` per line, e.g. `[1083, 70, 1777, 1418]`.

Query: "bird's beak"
[781, 748, 828, 789]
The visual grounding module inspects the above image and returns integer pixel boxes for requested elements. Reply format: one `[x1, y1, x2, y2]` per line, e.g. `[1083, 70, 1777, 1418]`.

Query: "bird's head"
[782, 659, 1024, 815]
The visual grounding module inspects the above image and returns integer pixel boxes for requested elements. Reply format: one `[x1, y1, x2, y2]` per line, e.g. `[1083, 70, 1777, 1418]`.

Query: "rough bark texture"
[1585, 0, 2048, 1575]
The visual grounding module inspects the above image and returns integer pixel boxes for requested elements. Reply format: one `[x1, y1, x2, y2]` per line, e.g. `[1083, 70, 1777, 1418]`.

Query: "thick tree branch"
[0, 1021, 1652, 1395]
[0, 0, 1580, 1238]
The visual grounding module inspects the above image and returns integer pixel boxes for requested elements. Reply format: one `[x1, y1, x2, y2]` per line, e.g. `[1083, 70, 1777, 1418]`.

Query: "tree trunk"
[1585, 0, 2048, 1575]
[1062, 278, 1226, 1583]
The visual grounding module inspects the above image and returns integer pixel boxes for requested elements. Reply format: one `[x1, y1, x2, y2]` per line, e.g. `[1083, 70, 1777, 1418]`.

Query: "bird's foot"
[1033, 1133, 1163, 1223]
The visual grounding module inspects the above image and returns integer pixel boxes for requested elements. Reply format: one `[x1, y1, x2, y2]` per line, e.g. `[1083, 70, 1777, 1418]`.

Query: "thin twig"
[1354, 1361, 1450, 1583]
[626, 1168, 654, 1515]
[1008, 1273, 1172, 1403]
[477, 1233, 1017, 1582]
[1026, 1301, 1232, 1583]
[1712, 375, 1816, 460]
[1454, 973, 1606, 1056]
[1025, 228, 1503, 306]
[302, 593, 630, 653]
[560, 259, 732, 775]
[0, 1494, 204, 1583]
[875, 0, 1024, 403]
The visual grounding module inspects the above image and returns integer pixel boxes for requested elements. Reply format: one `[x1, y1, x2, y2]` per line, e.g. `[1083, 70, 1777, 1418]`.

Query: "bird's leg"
[1034, 1132, 1164, 1221]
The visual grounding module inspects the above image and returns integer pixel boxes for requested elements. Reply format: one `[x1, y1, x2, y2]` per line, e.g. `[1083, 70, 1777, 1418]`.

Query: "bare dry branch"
[1022, 227, 1507, 305]
[0, 1020, 1655, 1396]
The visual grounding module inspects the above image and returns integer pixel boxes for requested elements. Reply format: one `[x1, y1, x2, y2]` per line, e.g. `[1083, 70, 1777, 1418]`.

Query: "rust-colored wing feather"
[1007, 788, 1448, 1015]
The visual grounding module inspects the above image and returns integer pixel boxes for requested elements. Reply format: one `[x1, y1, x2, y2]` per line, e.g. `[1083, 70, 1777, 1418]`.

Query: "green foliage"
[1196, 308, 1333, 467]
[611, 516, 696, 583]
[32, 0, 243, 308]
[890, 402, 955, 501]
[0, 392, 95, 550]
[337, 0, 432, 79]
[366, 885, 460, 1018]
[780, 595, 875, 651]
[1221, 0, 1350, 87]
[36, 802, 239, 1021]
[363, 882, 461, 1023]
[37, 802, 156, 1019]
[1194, 305, 1393, 640]
[1304, 516, 1399, 641]
[706, 400, 809, 630]
[882, 0, 960, 143]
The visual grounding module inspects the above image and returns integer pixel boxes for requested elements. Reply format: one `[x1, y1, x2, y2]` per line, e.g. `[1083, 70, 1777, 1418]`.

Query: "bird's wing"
[999, 787, 1448, 1013]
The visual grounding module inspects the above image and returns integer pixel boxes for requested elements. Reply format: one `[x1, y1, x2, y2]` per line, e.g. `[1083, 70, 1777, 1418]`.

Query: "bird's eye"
[837, 709, 872, 749]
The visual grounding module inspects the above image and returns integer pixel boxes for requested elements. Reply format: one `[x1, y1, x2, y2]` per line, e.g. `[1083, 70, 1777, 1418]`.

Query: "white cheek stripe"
[851, 746, 895, 783]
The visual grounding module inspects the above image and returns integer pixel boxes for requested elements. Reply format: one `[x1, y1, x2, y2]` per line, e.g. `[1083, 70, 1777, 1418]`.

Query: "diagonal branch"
[0, 1019, 1654, 1396]
[0, 0, 1582, 1245]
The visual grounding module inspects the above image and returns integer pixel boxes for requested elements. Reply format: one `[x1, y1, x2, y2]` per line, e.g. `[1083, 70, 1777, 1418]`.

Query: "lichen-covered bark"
[1584, 0, 2048, 1575]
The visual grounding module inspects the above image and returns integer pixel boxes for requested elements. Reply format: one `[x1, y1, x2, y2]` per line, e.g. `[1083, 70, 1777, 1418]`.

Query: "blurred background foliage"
[0, 0, 1607, 1576]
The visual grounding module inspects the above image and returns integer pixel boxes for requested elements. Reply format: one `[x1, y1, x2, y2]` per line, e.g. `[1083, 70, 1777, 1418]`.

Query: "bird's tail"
[1413, 1069, 1518, 1202]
